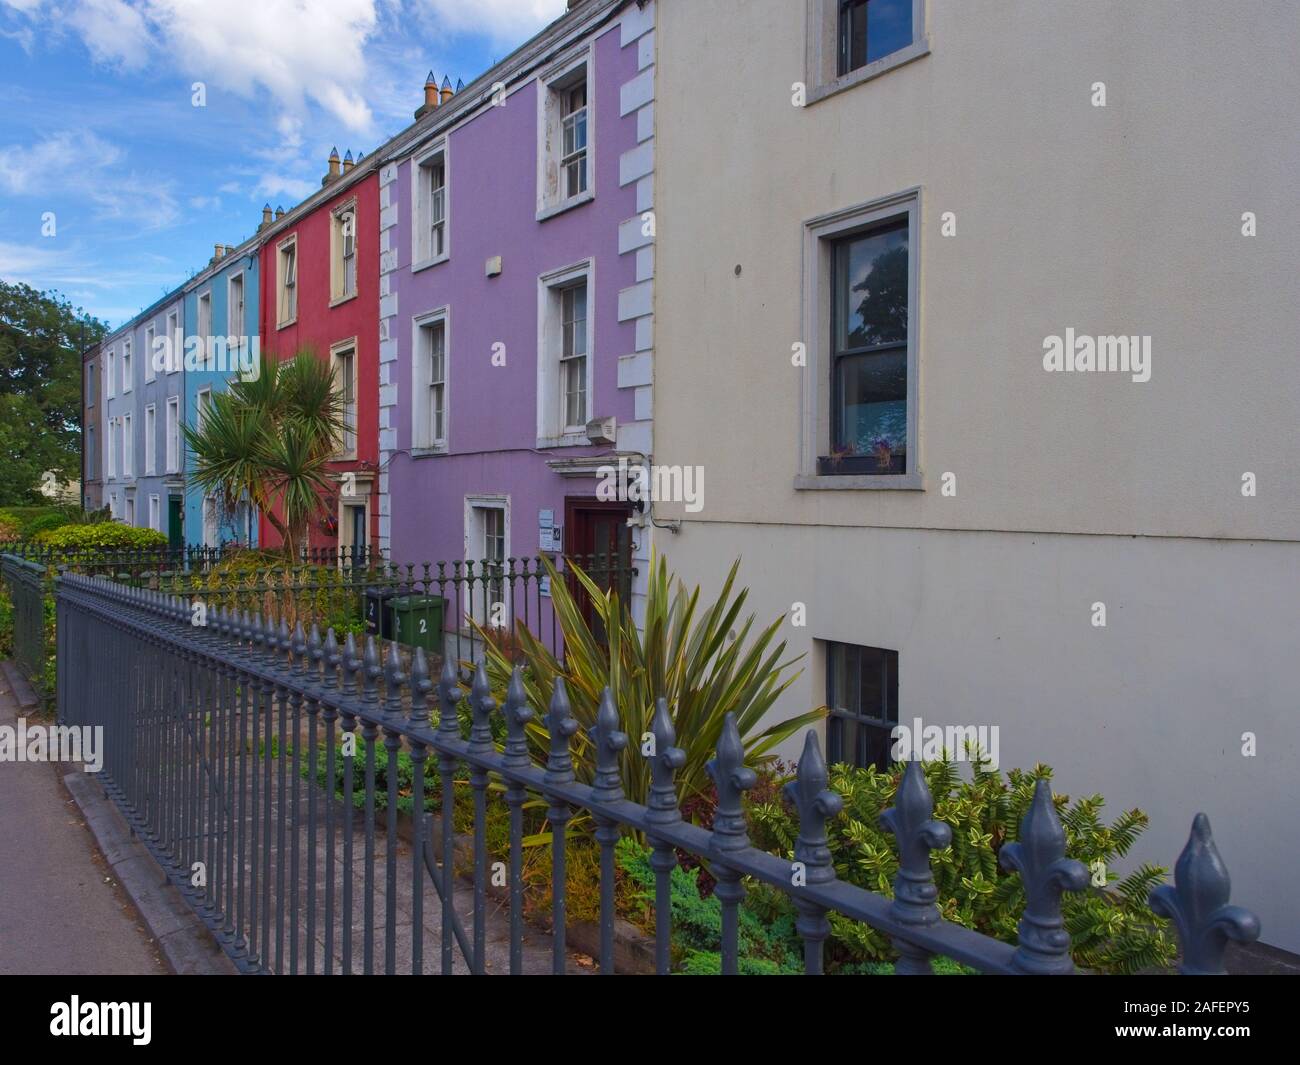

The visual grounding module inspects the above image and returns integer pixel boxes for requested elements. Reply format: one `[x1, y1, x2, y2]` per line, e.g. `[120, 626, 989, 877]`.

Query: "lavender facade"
[379, 0, 658, 646]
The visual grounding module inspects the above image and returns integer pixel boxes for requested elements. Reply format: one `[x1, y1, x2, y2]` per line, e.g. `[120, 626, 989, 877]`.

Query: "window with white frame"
[166, 311, 180, 372]
[86, 425, 95, 481]
[197, 291, 213, 368]
[560, 282, 588, 430]
[121, 412, 133, 477]
[149, 494, 160, 532]
[538, 55, 591, 217]
[413, 312, 448, 450]
[166, 397, 180, 473]
[144, 404, 156, 475]
[278, 237, 298, 325]
[106, 417, 116, 479]
[537, 262, 593, 443]
[106, 349, 115, 398]
[196, 388, 212, 431]
[332, 343, 357, 457]
[465, 497, 509, 626]
[121, 339, 132, 393]
[145, 324, 156, 381]
[124, 495, 135, 526]
[332, 203, 357, 301]
[228, 272, 244, 335]
[800, 190, 919, 487]
[413, 147, 448, 266]
[86, 361, 96, 405]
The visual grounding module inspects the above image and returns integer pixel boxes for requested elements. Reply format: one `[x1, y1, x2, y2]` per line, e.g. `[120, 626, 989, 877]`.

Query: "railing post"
[880, 759, 952, 974]
[1150, 814, 1261, 975]
[999, 779, 1089, 974]
[784, 731, 843, 975]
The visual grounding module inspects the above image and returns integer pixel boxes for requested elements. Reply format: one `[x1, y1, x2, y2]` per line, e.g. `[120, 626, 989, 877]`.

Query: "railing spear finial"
[999, 778, 1089, 974]
[1150, 813, 1261, 975]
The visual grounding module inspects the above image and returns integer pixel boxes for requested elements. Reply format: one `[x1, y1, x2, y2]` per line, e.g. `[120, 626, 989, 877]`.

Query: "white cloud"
[143, 0, 380, 133]
[255, 172, 316, 203]
[415, 0, 565, 43]
[65, 0, 153, 68]
[0, 130, 178, 229]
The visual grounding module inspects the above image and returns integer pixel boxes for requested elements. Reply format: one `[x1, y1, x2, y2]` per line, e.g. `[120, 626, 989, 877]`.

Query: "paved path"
[0, 667, 167, 975]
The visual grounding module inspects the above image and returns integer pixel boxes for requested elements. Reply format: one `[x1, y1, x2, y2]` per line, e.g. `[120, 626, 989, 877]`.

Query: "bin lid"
[389, 595, 442, 609]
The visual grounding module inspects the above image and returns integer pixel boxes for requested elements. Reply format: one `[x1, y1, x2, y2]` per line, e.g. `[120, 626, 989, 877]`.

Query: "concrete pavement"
[0, 664, 167, 975]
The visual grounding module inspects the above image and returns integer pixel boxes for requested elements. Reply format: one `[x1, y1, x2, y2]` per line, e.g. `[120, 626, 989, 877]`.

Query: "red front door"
[564, 498, 633, 639]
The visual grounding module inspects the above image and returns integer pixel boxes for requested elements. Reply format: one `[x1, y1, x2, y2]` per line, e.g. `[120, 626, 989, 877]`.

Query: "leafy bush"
[35, 521, 167, 551]
[0, 581, 13, 659]
[746, 755, 1176, 974]
[479, 553, 823, 805]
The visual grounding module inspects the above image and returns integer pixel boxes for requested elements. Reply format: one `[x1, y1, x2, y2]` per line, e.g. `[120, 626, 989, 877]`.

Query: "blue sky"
[0, 0, 567, 328]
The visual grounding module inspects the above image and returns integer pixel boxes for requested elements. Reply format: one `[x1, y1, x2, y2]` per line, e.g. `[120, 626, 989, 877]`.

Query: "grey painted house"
[102, 288, 186, 543]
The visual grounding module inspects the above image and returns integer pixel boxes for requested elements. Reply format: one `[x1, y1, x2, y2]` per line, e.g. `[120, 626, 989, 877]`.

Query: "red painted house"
[257, 149, 381, 557]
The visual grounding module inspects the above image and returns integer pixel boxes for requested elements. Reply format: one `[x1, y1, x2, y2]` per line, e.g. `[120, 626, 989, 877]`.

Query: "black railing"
[52, 571, 1262, 976]
[1, 554, 47, 689]
[3, 544, 635, 668]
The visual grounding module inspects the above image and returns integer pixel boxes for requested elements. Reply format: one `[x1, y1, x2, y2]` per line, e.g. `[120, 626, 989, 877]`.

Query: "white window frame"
[331, 199, 358, 304]
[166, 396, 181, 474]
[166, 311, 181, 373]
[278, 235, 298, 327]
[144, 324, 156, 382]
[144, 403, 156, 475]
[121, 411, 133, 478]
[330, 338, 359, 459]
[149, 494, 160, 532]
[412, 307, 450, 452]
[796, 187, 922, 491]
[196, 387, 212, 433]
[106, 348, 115, 399]
[227, 271, 244, 337]
[536, 47, 594, 221]
[805, 0, 929, 106]
[86, 360, 96, 405]
[463, 494, 511, 627]
[123, 494, 135, 526]
[106, 416, 116, 480]
[121, 338, 133, 393]
[411, 143, 449, 270]
[536, 259, 595, 446]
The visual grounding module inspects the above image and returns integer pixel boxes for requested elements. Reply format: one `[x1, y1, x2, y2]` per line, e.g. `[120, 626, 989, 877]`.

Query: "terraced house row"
[81, 0, 1299, 952]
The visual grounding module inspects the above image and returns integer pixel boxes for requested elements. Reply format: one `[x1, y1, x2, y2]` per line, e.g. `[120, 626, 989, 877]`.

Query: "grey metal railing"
[2, 554, 48, 689]
[53, 571, 1261, 975]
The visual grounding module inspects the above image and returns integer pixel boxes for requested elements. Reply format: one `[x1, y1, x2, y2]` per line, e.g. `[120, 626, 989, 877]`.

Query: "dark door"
[564, 498, 633, 639]
[167, 497, 184, 549]
[346, 504, 366, 569]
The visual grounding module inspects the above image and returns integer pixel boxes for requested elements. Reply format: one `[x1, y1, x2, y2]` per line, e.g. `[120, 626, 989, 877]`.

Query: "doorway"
[563, 498, 633, 639]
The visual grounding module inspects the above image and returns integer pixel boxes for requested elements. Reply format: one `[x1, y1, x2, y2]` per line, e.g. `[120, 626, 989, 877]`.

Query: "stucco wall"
[653, 0, 1300, 537]
[652, 0, 1300, 951]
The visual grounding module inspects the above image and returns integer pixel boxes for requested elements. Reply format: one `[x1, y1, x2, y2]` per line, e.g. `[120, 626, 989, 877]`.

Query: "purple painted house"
[378, 0, 658, 651]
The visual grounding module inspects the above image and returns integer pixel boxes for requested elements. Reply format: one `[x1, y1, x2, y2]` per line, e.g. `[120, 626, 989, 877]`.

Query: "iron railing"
[4, 544, 635, 668]
[53, 571, 1261, 975]
[2, 554, 48, 689]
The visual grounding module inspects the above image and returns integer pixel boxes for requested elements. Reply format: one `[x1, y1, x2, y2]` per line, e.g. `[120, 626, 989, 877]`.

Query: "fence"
[5, 543, 633, 669]
[51, 569, 1262, 975]
[1, 554, 47, 688]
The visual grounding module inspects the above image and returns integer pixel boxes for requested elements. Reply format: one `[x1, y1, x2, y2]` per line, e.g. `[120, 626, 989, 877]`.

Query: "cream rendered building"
[651, 0, 1299, 950]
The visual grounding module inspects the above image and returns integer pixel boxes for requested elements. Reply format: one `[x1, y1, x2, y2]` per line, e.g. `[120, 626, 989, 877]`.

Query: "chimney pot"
[324, 146, 342, 185]
[342, 149, 355, 174]
[261, 203, 272, 227]
[440, 75, 453, 104]
[275, 206, 285, 220]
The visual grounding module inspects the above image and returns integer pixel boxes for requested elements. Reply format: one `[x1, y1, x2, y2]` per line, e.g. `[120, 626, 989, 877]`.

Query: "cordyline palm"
[476, 552, 825, 806]
[184, 351, 346, 557]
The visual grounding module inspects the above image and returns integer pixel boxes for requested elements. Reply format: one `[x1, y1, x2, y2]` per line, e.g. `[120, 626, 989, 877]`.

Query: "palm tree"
[184, 351, 347, 558]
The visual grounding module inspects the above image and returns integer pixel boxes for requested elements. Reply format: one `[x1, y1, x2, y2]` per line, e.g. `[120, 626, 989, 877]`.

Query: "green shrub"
[0, 581, 13, 659]
[35, 522, 167, 551]
[746, 755, 1176, 975]
[479, 553, 824, 807]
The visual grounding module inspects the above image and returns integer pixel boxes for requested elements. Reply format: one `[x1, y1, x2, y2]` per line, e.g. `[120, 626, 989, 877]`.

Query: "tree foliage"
[0, 280, 106, 505]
